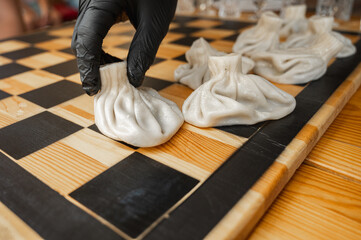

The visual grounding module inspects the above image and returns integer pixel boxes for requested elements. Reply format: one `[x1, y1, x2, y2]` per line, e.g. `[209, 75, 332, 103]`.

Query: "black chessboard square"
[43, 59, 78, 77]
[152, 58, 166, 66]
[70, 152, 198, 238]
[216, 122, 264, 139]
[174, 54, 187, 62]
[171, 36, 212, 46]
[170, 26, 203, 35]
[215, 21, 253, 30]
[88, 124, 139, 150]
[173, 16, 199, 24]
[60, 47, 74, 55]
[2, 47, 46, 60]
[19, 80, 84, 108]
[0, 63, 31, 80]
[142, 76, 172, 91]
[0, 90, 11, 101]
[223, 33, 240, 42]
[0, 111, 82, 159]
[14, 32, 57, 44]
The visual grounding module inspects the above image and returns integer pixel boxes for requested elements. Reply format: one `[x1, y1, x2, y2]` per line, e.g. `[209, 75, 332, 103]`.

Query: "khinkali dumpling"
[232, 11, 282, 57]
[279, 4, 308, 38]
[94, 62, 184, 147]
[253, 32, 343, 84]
[182, 54, 296, 127]
[175, 38, 254, 90]
[281, 16, 356, 58]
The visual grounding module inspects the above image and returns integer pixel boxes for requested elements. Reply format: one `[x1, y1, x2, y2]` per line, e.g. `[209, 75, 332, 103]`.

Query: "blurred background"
[0, 0, 360, 41]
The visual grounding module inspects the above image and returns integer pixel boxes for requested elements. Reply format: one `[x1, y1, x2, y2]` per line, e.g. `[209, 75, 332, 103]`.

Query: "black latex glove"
[71, 0, 177, 96]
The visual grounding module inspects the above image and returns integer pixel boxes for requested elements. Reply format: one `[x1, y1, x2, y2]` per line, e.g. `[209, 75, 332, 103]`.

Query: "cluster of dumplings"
[94, 5, 355, 147]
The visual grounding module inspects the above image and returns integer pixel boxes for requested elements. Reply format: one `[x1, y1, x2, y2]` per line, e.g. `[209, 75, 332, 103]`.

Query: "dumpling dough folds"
[94, 62, 184, 147]
[281, 16, 356, 58]
[232, 11, 282, 57]
[182, 54, 296, 127]
[279, 5, 308, 38]
[253, 32, 343, 84]
[174, 38, 254, 90]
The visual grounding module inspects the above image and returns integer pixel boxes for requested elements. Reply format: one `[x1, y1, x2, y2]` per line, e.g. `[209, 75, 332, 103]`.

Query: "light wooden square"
[0, 96, 45, 121]
[48, 26, 75, 37]
[159, 83, 193, 109]
[210, 40, 234, 53]
[102, 35, 132, 47]
[0, 78, 34, 95]
[106, 47, 129, 60]
[108, 23, 135, 34]
[0, 40, 30, 54]
[49, 94, 94, 127]
[17, 51, 74, 69]
[141, 127, 238, 173]
[0, 56, 12, 66]
[186, 19, 222, 28]
[60, 128, 135, 168]
[271, 82, 305, 97]
[18, 141, 108, 195]
[162, 32, 186, 44]
[35, 38, 72, 50]
[156, 43, 189, 59]
[11, 70, 63, 89]
[146, 60, 185, 81]
[192, 29, 235, 40]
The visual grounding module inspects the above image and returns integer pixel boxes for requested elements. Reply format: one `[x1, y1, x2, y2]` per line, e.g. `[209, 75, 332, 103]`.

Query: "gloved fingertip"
[82, 77, 101, 96]
[127, 67, 145, 88]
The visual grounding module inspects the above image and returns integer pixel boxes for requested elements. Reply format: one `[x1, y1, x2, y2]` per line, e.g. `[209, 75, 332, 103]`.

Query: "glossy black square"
[215, 20, 253, 30]
[174, 54, 187, 62]
[0, 90, 11, 101]
[88, 124, 139, 150]
[2, 47, 45, 60]
[70, 152, 198, 238]
[171, 36, 211, 46]
[19, 80, 84, 108]
[216, 122, 264, 139]
[43, 59, 78, 77]
[0, 63, 31, 79]
[0, 111, 82, 159]
[142, 76, 172, 90]
[170, 26, 203, 34]
[14, 32, 57, 44]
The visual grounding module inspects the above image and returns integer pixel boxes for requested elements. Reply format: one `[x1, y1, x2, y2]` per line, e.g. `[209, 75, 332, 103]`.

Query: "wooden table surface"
[249, 83, 361, 239]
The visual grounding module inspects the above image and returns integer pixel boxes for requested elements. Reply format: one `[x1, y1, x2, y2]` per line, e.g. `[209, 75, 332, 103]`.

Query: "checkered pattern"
[0, 15, 359, 239]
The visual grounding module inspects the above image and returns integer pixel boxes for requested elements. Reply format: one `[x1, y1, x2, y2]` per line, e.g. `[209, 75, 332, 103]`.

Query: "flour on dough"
[182, 54, 296, 127]
[94, 62, 184, 147]
[175, 37, 254, 90]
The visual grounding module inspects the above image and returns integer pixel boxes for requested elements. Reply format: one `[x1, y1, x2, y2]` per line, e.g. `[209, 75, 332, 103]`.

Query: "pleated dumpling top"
[182, 54, 296, 127]
[94, 62, 184, 147]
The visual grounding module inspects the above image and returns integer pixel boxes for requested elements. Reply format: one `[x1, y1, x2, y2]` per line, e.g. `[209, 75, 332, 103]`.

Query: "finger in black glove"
[72, 0, 177, 96]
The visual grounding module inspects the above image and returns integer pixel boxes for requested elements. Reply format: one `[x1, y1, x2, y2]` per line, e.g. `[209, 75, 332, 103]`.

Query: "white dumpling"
[253, 32, 343, 84]
[94, 62, 184, 147]
[182, 54, 296, 127]
[174, 38, 254, 90]
[232, 11, 282, 57]
[279, 4, 308, 38]
[281, 16, 356, 58]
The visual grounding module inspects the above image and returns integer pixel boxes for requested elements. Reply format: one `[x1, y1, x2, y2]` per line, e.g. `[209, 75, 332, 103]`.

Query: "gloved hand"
[71, 0, 177, 96]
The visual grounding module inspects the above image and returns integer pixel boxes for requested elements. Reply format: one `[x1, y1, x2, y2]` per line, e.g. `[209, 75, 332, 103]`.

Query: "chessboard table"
[0, 15, 360, 240]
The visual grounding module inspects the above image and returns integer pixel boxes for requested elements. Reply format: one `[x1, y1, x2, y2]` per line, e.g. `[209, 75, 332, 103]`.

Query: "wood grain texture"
[60, 128, 135, 167]
[0, 40, 30, 54]
[146, 60, 185, 81]
[16, 51, 74, 69]
[18, 142, 108, 195]
[305, 137, 361, 183]
[140, 127, 237, 173]
[35, 38, 72, 50]
[0, 96, 44, 121]
[249, 164, 361, 240]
